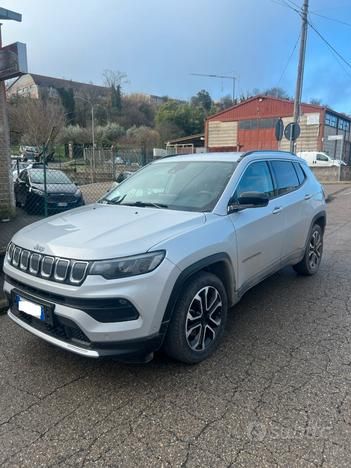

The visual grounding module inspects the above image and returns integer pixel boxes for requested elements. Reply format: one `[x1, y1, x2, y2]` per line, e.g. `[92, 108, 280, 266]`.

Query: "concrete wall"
[311, 166, 351, 182]
[7, 75, 38, 99]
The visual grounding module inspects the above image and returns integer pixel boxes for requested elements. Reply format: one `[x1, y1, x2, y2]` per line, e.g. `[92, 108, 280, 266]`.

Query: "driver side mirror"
[228, 191, 269, 213]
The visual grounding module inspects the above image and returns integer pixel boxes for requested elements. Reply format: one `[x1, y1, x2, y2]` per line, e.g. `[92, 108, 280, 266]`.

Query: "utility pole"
[290, 0, 309, 152]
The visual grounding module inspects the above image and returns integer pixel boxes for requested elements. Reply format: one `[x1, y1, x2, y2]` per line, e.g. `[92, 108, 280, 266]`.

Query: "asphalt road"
[0, 188, 351, 467]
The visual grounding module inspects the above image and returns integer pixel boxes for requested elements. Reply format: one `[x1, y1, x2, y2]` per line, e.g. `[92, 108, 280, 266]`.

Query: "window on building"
[325, 113, 337, 128]
[338, 119, 350, 132]
[239, 118, 278, 130]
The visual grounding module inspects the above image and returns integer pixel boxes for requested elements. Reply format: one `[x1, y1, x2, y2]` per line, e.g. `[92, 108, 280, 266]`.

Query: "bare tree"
[102, 70, 129, 89]
[9, 98, 65, 149]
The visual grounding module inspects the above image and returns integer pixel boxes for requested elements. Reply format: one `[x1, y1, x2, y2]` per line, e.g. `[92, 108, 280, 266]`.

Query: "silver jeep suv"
[3, 151, 326, 364]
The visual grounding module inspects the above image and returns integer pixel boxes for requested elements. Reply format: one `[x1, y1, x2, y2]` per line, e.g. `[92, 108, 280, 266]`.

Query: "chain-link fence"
[12, 146, 153, 218]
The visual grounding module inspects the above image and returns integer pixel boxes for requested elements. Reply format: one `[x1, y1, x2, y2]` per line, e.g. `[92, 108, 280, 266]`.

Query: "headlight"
[74, 188, 82, 197]
[89, 251, 165, 279]
[6, 241, 14, 263]
[31, 187, 44, 196]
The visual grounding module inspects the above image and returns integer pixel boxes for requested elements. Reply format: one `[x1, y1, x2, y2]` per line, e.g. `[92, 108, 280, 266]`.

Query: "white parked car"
[297, 151, 346, 167]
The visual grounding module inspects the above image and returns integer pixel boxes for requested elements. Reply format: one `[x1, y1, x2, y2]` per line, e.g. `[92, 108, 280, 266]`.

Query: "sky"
[1, 0, 351, 114]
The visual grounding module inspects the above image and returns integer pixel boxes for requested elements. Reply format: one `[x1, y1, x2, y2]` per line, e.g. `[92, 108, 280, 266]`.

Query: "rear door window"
[270, 161, 300, 196]
[293, 162, 306, 185]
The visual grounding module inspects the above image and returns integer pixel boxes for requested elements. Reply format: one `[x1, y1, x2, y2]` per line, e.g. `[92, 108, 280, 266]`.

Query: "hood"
[32, 183, 77, 194]
[12, 204, 206, 260]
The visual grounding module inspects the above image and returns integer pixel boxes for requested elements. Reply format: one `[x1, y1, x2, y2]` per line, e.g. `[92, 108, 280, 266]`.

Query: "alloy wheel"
[185, 286, 223, 352]
[309, 229, 323, 270]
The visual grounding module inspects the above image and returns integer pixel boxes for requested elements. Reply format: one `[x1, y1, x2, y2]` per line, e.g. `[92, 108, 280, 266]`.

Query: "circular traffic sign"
[284, 122, 301, 141]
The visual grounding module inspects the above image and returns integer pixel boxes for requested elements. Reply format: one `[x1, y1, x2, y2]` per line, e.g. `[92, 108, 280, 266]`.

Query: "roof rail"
[238, 150, 294, 161]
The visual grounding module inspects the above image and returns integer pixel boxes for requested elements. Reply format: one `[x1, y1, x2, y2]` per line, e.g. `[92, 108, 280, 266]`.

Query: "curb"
[326, 186, 350, 202]
[0, 252, 7, 314]
[322, 181, 351, 185]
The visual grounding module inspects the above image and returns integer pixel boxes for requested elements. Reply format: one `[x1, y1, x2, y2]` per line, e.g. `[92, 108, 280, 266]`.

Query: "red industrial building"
[205, 95, 351, 163]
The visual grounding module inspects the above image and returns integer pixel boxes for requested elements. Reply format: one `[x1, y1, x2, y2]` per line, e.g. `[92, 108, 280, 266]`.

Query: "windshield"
[100, 160, 236, 212]
[29, 170, 73, 185]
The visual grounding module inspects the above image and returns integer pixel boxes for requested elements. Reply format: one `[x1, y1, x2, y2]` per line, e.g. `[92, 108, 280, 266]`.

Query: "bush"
[57, 125, 91, 145]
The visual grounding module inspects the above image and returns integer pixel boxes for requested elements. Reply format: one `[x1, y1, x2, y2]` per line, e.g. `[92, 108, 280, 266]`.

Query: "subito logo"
[247, 421, 267, 441]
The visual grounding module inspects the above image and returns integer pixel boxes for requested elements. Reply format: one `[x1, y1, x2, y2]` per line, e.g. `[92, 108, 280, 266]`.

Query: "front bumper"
[3, 256, 180, 360]
[7, 309, 165, 360]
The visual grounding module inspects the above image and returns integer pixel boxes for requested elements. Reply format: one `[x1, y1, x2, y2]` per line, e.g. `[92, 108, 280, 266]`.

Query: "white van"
[297, 151, 345, 167]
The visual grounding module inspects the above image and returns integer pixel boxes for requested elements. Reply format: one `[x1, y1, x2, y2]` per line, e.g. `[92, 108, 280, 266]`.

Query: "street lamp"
[75, 95, 95, 167]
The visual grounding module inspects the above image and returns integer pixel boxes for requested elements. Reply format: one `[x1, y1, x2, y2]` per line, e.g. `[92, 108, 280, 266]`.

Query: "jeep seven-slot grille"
[6, 242, 89, 285]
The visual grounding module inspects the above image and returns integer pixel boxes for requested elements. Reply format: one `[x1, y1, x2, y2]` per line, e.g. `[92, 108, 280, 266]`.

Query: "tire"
[163, 272, 228, 364]
[293, 224, 323, 276]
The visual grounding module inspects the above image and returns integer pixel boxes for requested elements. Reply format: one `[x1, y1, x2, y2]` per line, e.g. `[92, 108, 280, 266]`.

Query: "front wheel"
[293, 224, 323, 275]
[163, 272, 228, 364]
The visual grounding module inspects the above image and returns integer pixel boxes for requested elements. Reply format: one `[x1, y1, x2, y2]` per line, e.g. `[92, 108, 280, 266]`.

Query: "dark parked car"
[14, 169, 84, 214]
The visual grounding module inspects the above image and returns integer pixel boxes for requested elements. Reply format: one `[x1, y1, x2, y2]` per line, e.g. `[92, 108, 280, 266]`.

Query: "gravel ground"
[0, 188, 350, 467]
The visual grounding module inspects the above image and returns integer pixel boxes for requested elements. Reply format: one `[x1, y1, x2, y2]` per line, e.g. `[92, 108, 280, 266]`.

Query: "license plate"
[57, 202, 67, 207]
[15, 294, 45, 321]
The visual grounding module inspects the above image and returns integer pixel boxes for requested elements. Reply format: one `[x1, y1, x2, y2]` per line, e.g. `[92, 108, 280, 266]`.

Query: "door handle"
[272, 207, 282, 214]
[304, 194, 312, 200]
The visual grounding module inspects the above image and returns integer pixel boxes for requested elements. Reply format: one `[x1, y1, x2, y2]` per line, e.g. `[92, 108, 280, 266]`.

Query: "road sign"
[0, 42, 27, 81]
[284, 122, 301, 141]
[275, 118, 284, 141]
[327, 135, 344, 141]
[0, 8, 22, 22]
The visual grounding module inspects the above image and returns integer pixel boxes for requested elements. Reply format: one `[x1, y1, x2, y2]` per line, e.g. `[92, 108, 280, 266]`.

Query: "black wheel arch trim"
[312, 210, 327, 231]
[161, 253, 236, 327]
[304, 211, 326, 250]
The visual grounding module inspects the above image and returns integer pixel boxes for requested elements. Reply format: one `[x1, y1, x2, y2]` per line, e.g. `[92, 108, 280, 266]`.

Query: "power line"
[308, 20, 351, 74]
[283, 0, 301, 10]
[272, 0, 351, 78]
[276, 34, 300, 87]
[310, 11, 351, 28]
[270, 0, 300, 14]
[308, 22, 351, 79]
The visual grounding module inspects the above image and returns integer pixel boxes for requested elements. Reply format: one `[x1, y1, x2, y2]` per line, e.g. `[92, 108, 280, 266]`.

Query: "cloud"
[1, 0, 350, 113]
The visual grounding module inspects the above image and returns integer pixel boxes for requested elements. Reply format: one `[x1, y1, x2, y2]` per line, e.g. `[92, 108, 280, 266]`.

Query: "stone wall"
[0, 82, 15, 219]
[311, 166, 351, 182]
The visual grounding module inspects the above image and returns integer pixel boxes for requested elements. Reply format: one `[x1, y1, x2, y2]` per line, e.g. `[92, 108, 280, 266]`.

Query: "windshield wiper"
[100, 194, 127, 205]
[122, 201, 168, 209]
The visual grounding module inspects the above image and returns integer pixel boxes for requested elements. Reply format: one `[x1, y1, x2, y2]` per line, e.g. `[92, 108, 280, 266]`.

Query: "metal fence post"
[112, 147, 115, 180]
[43, 146, 48, 217]
[339, 135, 344, 182]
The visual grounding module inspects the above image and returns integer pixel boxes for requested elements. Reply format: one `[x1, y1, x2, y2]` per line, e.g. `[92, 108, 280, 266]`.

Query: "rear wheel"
[164, 272, 228, 364]
[293, 224, 323, 275]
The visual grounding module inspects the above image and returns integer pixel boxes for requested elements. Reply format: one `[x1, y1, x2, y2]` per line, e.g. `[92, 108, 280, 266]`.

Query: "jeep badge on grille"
[33, 244, 45, 253]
